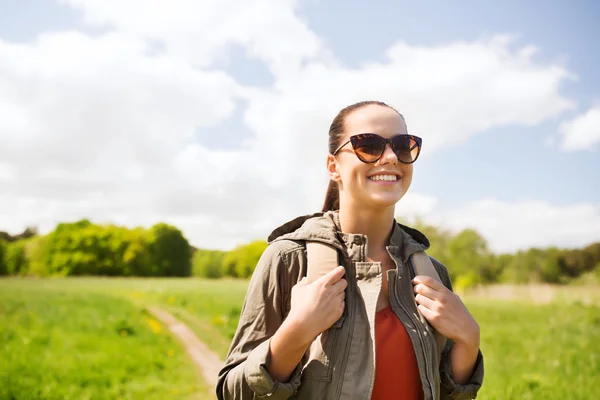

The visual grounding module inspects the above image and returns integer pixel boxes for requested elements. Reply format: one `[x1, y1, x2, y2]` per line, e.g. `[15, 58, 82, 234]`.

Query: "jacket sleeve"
[431, 257, 485, 400]
[216, 243, 304, 400]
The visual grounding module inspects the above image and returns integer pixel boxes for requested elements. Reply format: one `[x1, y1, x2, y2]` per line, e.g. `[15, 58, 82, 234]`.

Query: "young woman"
[216, 101, 484, 400]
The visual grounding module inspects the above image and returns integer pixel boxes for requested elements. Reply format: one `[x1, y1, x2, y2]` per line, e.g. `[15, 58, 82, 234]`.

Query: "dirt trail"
[148, 306, 224, 388]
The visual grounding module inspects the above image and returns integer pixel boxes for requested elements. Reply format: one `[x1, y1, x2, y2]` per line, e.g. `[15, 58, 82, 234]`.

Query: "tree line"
[410, 219, 600, 288]
[1, 219, 599, 287]
[0, 220, 191, 277]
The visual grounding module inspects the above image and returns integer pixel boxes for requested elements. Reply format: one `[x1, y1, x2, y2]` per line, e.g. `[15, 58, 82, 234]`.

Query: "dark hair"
[322, 100, 402, 212]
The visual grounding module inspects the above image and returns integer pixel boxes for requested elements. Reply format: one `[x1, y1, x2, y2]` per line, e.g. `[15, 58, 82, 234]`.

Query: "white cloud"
[0, 1, 587, 253]
[395, 193, 439, 220]
[410, 198, 600, 253]
[0, 31, 241, 172]
[57, 0, 326, 74]
[558, 105, 600, 151]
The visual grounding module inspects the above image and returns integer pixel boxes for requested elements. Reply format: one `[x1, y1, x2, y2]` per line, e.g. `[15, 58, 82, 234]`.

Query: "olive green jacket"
[216, 211, 484, 399]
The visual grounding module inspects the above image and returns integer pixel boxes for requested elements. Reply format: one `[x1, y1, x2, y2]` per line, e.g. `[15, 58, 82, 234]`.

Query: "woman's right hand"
[286, 266, 348, 344]
[265, 266, 347, 383]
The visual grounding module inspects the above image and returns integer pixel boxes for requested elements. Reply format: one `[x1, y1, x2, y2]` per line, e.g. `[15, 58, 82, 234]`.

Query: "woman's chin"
[366, 192, 405, 208]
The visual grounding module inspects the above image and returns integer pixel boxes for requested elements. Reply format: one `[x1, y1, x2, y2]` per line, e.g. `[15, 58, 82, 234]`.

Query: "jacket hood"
[267, 210, 431, 262]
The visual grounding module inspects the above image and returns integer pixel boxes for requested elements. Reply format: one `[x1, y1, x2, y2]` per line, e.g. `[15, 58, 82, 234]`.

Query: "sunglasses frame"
[333, 133, 423, 164]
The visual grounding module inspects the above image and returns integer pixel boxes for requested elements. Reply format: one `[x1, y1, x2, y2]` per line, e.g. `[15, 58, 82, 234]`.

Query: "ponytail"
[322, 180, 340, 212]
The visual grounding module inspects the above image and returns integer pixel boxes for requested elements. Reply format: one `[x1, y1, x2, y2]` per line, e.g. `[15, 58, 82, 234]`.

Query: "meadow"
[1, 277, 599, 399]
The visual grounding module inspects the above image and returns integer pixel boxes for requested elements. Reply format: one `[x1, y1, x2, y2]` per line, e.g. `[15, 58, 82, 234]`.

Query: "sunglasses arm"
[332, 140, 351, 156]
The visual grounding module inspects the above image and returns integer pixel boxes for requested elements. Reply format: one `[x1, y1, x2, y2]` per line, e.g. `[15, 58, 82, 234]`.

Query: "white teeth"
[369, 174, 398, 182]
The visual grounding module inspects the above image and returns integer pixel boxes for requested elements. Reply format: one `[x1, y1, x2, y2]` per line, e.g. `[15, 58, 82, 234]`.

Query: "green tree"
[489, 253, 513, 283]
[0, 239, 6, 275]
[192, 249, 226, 278]
[558, 248, 591, 278]
[120, 227, 152, 276]
[222, 240, 268, 279]
[41, 220, 90, 276]
[5, 241, 28, 275]
[40, 220, 146, 276]
[539, 247, 562, 284]
[447, 228, 492, 284]
[0, 226, 38, 243]
[583, 243, 600, 271]
[147, 223, 191, 277]
[22, 235, 48, 276]
[403, 217, 452, 264]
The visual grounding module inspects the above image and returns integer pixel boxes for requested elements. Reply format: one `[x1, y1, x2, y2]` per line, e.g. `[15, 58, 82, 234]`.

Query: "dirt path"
[148, 306, 224, 388]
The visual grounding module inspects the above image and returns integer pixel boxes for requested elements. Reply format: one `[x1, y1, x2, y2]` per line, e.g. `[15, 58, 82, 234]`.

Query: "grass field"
[1, 277, 599, 399]
[0, 280, 212, 400]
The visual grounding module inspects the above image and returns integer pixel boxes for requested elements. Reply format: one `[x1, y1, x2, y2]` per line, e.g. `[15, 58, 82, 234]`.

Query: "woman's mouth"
[368, 174, 400, 184]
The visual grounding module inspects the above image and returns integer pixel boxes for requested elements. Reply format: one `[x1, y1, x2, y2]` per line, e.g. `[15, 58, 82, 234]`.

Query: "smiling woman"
[216, 101, 484, 400]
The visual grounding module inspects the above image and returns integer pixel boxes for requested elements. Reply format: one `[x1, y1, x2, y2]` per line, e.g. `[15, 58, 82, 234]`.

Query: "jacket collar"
[267, 210, 430, 263]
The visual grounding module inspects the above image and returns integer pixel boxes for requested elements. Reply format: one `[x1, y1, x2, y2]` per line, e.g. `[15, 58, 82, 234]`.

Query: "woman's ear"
[326, 154, 341, 182]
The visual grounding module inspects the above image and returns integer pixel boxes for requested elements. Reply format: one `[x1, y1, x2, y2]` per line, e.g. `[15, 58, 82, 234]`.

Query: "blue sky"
[298, 0, 600, 205]
[0, 0, 598, 252]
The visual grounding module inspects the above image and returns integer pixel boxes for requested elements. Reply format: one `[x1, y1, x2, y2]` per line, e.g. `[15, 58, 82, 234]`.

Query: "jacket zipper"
[408, 257, 437, 399]
[388, 251, 435, 399]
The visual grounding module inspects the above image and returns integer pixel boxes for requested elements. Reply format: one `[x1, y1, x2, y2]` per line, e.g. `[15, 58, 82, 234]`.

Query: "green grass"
[0, 277, 249, 359]
[1, 277, 599, 399]
[0, 281, 210, 400]
[467, 301, 600, 400]
[468, 299, 600, 399]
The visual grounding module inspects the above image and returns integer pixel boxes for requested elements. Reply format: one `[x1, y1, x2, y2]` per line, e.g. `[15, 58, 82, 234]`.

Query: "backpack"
[306, 241, 447, 366]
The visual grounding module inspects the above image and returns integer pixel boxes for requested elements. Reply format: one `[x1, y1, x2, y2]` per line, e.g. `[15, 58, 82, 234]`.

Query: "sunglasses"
[333, 133, 422, 164]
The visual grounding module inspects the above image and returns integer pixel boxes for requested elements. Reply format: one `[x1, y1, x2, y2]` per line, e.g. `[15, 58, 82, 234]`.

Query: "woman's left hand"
[412, 275, 480, 346]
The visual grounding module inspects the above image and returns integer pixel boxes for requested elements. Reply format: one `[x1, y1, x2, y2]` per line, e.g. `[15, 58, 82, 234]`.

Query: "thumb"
[318, 265, 345, 285]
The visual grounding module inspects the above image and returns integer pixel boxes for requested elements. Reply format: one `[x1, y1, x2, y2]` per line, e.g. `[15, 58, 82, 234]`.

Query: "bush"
[192, 250, 226, 279]
[146, 223, 191, 277]
[21, 235, 48, 276]
[3, 217, 600, 283]
[222, 240, 268, 279]
[0, 240, 6, 275]
[5, 241, 28, 275]
[36, 220, 191, 277]
[454, 271, 479, 293]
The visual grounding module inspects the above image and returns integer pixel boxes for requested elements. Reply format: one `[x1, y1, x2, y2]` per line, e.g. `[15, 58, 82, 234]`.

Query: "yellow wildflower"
[146, 318, 162, 333]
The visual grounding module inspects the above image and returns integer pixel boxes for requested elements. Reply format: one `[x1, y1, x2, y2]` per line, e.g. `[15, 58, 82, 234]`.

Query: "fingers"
[412, 275, 445, 291]
[331, 276, 348, 294]
[413, 282, 437, 300]
[415, 293, 435, 310]
[318, 265, 346, 285]
[417, 304, 435, 321]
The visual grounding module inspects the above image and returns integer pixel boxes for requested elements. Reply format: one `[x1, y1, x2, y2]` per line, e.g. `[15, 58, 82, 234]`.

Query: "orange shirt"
[371, 305, 424, 400]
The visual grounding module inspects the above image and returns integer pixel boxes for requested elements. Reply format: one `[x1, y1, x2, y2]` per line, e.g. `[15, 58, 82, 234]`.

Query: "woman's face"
[327, 104, 414, 209]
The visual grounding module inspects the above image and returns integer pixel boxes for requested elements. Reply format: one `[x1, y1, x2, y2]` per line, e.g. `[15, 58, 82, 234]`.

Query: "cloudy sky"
[1, 0, 599, 253]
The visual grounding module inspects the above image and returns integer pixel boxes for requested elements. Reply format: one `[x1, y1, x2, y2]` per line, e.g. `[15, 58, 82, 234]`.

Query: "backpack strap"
[305, 241, 446, 366]
[305, 241, 340, 283]
[410, 251, 447, 366]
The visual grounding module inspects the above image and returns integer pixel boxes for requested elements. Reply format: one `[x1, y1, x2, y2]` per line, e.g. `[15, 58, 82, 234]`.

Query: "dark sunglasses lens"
[392, 135, 420, 163]
[352, 135, 385, 162]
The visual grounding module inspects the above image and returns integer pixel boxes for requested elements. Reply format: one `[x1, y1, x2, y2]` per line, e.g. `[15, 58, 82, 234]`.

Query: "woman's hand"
[267, 266, 347, 383]
[286, 266, 347, 344]
[412, 275, 480, 347]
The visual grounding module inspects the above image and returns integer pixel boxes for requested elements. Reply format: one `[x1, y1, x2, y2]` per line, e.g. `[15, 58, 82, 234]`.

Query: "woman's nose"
[379, 143, 398, 164]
